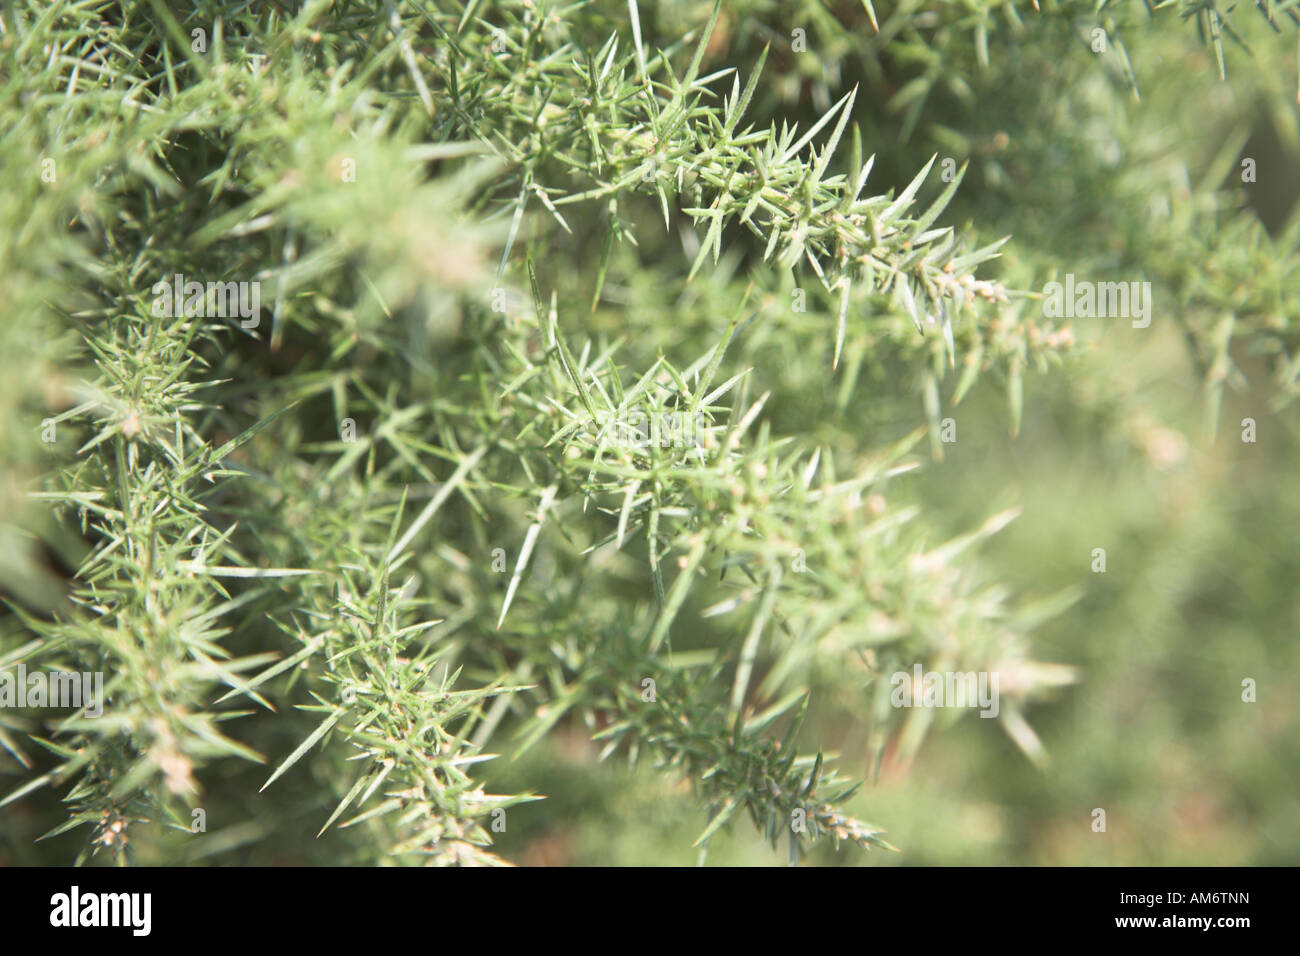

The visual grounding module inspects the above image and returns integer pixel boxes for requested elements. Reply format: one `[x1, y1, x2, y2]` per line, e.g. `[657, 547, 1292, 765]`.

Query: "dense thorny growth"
[1, 1, 1297, 865]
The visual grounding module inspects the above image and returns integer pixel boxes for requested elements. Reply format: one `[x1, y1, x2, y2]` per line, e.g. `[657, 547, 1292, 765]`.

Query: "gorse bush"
[1, 0, 1297, 866]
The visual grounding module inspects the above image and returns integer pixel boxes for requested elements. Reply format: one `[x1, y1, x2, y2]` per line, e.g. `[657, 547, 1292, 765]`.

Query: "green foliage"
[1, 0, 1297, 865]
